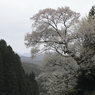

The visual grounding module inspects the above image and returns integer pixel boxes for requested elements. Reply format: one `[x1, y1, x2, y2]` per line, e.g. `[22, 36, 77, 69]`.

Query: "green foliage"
[0, 39, 39, 95]
[90, 90, 95, 95]
[0, 52, 4, 95]
[26, 72, 39, 95]
[75, 66, 95, 92]
[89, 5, 95, 19]
[62, 89, 79, 95]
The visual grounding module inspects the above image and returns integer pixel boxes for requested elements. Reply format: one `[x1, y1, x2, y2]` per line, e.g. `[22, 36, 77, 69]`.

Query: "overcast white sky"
[0, 0, 95, 54]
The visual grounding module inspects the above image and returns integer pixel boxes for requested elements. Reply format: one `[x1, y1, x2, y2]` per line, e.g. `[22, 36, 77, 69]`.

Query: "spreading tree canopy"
[25, 6, 80, 58]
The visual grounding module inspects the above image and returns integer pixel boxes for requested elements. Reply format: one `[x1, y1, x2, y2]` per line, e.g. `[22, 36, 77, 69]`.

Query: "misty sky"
[0, 0, 95, 54]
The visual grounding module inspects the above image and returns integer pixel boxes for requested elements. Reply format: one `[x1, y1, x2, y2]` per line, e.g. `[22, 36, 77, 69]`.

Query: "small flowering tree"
[36, 53, 78, 95]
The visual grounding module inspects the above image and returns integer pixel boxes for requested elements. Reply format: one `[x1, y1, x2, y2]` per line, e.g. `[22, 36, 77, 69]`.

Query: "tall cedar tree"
[26, 72, 39, 95]
[0, 52, 4, 95]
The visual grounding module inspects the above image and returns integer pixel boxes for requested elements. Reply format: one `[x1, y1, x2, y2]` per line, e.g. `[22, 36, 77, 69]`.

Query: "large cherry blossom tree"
[25, 6, 80, 58]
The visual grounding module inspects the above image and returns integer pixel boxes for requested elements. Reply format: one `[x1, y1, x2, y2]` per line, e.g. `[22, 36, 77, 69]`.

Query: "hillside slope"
[22, 62, 41, 76]
[19, 55, 44, 76]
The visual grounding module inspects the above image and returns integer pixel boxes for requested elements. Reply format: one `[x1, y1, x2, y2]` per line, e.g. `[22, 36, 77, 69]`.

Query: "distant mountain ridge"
[17, 53, 31, 57]
[21, 53, 31, 57]
[19, 54, 44, 65]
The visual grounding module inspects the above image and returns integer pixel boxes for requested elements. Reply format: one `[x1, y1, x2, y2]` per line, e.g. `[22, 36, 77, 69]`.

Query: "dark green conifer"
[0, 39, 39, 95]
[0, 52, 4, 95]
[29, 71, 39, 95]
[89, 5, 95, 19]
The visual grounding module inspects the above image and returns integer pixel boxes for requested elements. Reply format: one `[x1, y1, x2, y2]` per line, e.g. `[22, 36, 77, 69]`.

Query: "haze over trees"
[25, 6, 95, 95]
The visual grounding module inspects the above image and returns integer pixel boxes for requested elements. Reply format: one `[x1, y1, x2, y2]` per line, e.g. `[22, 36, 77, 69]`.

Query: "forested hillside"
[19, 55, 42, 76]
[0, 39, 39, 95]
[22, 62, 41, 76]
